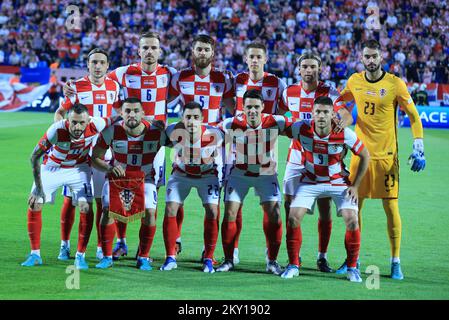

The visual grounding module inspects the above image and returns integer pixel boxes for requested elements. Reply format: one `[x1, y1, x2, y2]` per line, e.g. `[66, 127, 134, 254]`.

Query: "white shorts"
[224, 170, 281, 204]
[290, 184, 358, 216]
[31, 164, 92, 205]
[282, 162, 304, 196]
[165, 172, 220, 205]
[153, 147, 166, 188]
[102, 178, 158, 210]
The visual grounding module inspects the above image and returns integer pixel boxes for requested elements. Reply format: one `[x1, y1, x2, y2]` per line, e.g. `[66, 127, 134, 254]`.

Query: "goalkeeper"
[338, 40, 426, 280]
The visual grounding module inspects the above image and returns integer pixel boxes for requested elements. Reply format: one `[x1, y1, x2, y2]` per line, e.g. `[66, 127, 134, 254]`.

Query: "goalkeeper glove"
[408, 138, 426, 172]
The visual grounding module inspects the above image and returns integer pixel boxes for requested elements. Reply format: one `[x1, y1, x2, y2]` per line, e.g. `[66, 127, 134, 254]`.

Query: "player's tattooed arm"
[29, 146, 46, 203]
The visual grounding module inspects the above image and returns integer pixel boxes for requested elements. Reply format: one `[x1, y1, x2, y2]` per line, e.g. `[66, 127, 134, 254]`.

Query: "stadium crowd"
[0, 0, 448, 87]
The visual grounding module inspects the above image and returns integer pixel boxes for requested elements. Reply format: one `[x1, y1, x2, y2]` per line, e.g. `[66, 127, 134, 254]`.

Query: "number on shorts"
[153, 191, 157, 202]
[83, 183, 92, 197]
[384, 174, 395, 192]
[207, 185, 219, 196]
[272, 182, 279, 196]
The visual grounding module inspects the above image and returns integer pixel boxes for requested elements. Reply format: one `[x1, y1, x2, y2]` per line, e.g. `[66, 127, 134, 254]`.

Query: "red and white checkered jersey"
[96, 120, 167, 179]
[38, 117, 112, 168]
[165, 123, 224, 178]
[234, 72, 286, 115]
[108, 63, 176, 122]
[169, 67, 233, 125]
[61, 76, 121, 117]
[287, 120, 365, 185]
[279, 81, 346, 165]
[220, 114, 292, 177]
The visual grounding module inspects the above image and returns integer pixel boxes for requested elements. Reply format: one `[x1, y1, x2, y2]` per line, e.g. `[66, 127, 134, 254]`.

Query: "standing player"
[91, 98, 167, 270]
[168, 34, 234, 259]
[230, 42, 287, 264]
[337, 40, 425, 280]
[22, 104, 114, 270]
[55, 48, 121, 261]
[280, 96, 370, 282]
[278, 53, 353, 272]
[216, 89, 289, 275]
[159, 101, 224, 273]
[65, 32, 176, 260]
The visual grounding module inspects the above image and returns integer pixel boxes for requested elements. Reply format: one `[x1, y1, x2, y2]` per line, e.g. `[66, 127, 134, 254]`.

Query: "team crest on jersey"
[109, 93, 114, 100]
[214, 85, 220, 93]
[379, 88, 387, 97]
[119, 189, 135, 211]
[267, 89, 272, 97]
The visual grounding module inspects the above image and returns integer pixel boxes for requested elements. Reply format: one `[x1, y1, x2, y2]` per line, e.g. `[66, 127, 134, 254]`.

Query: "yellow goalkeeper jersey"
[340, 71, 423, 159]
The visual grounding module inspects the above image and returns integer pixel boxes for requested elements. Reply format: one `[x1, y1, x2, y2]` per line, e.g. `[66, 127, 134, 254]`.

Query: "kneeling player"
[91, 98, 167, 271]
[281, 97, 370, 282]
[22, 104, 113, 270]
[159, 102, 223, 273]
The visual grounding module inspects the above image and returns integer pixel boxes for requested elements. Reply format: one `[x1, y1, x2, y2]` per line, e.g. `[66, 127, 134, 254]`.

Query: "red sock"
[318, 219, 332, 254]
[100, 223, 115, 257]
[286, 224, 302, 266]
[233, 206, 243, 248]
[176, 206, 184, 239]
[139, 221, 156, 258]
[115, 220, 127, 240]
[95, 199, 102, 247]
[221, 219, 237, 260]
[345, 229, 361, 268]
[163, 216, 178, 257]
[263, 213, 282, 261]
[203, 217, 218, 259]
[77, 210, 94, 253]
[60, 196, 75, 241]
[27, 208, 42, 250]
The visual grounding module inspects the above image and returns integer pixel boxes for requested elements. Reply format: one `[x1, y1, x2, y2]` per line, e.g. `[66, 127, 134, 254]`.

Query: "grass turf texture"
[0, 112, 448, 300]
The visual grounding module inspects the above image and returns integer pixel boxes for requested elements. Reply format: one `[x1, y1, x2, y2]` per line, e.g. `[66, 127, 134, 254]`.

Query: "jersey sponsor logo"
[80, 96, 89, 100]
[379, 88, 387, 97]
[129, 79, 136, 83]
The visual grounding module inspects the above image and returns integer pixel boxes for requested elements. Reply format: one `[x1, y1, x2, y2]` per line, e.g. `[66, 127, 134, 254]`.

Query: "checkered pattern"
[39, 117, 111, 168]
[96, 120, 167, 178]
[61, 76, 121, 117]
[220, 114, 291, 177]
[166, 124, 224, 178]
[234, 72, 286, 115]
[169, 67, 233, 125]
[279, 81, 346, 165]
[289, 121, 365, 185]
[108, 63, 176, 122]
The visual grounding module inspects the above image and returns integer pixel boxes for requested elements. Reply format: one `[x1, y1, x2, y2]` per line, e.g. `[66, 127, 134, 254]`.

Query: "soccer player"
[22, 103, 114, 270]
[230, 42, 287, 264]
[280, 96, 370, 282]
[159, 101, 224, 273]
[168, 34, 234, 259]
[216, 89, 290, 275]
[337, 40, 425, 280]
[65, 32, 176, 260]
[278, 53, 353, 272]
[91, 97, 167, 270]
[55, 48, 121, 261]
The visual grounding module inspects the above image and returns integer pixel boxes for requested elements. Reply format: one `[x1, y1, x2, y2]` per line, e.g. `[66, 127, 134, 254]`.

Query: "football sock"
[203, 216, 218, 260]
[60, 196, 75, 241]
[77, 210, 94, 253]
[61, 240, 70, 248]
[115, 220, 127, 244]
[345, 229, 361, 268]
[27, 208, 42, 251]
[163, 216, 178, 257]
[383, 198, 402, 258]
[221, 219, 237, 261]
[100, 223, 115, 258]
[233, 206, 243, 249]
[391, 257, 400, 263]
[318, 218, 332, 256]
[286, 224, 302, 266]
[263, 213, 282, 261]
[176, 206, 184, 240]
[95, 198, 102, 247]
[139, 220, 156, 258]
[31, 249, 41, 256]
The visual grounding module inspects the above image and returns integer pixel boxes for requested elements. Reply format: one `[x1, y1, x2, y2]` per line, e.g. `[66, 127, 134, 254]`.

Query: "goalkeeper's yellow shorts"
[349, 157, 399, 199]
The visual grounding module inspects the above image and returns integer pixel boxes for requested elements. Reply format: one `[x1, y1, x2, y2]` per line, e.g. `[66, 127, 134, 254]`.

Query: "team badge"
[380, 88, 387, 97]
[215, 85, 220, 92]
[119, 189, 135, 211]
[267, 89, 272, 97]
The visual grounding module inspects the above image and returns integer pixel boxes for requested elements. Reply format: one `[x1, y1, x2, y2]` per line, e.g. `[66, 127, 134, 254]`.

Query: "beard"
[194, 56, 212, 69]
[126, 119, 140, 129]
[364, 62, 381, 72]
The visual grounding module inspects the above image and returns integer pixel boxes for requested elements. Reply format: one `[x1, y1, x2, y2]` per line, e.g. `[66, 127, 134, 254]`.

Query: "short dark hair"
[183, 101, 203, 112]
[122, 97, 142, 106]
[243, 89, 264, 104]
[69, 103, 89, 115]
[313, 96, 333, 107]
[298, 53, 321, 67]
[192, 34, 215, 49]
[362, 39, 381, 51]
[140, 31, 161, 42]
[244, 42, 267, 54]
[87, 48, 109, 63]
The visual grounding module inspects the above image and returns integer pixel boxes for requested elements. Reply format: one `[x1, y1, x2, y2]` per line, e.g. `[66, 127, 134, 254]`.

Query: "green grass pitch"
[0, 112, 448, 300]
